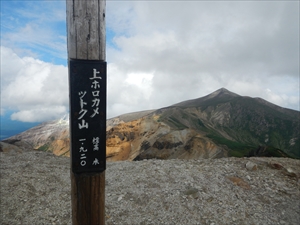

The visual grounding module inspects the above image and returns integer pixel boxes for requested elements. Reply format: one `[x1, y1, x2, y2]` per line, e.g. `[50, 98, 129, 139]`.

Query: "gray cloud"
[106, 1, 299, 116]
[1, 46, 69, 122]
[1, 1, 299, 123]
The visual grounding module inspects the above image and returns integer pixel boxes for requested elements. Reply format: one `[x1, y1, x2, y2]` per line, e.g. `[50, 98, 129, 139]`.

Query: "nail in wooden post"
[66, 0, 106, 224]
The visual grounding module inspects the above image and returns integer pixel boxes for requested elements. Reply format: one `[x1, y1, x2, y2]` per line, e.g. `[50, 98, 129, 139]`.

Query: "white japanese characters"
[90, 69, 101, 118]
[92, 137, 100, 151]
[76, 68, 103, 167]
[92, 158, 100, 165]
[78, 91, 89, 129]
[79, 138, 87, 166]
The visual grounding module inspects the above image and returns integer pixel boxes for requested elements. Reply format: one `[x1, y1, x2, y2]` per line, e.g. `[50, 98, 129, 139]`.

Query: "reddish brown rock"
[227, 176, 251, 190]
[269, 161, 284, 170]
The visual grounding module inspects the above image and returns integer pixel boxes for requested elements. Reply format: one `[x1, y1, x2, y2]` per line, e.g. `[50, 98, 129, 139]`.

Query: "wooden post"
[67, 0, 106, 224]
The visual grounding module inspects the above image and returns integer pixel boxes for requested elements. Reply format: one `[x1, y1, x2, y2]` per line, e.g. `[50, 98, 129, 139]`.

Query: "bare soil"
[0, 150, 299, 225]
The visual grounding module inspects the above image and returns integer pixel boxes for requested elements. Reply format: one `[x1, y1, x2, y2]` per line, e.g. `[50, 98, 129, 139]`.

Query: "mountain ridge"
[3, 88, 300, 160]
[170, 88, 240, 108]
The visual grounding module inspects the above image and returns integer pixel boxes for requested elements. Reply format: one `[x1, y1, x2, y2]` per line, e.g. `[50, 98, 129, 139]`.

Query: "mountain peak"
[216, 87, 230, 92]
[171, 88, 239, 108]
[209, 88, 240, 98]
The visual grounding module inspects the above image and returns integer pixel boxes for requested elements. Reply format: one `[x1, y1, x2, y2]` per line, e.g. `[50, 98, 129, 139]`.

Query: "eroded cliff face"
[106, 116, 169, 161]
[3, 119, 70, 157]
[48, 129, 70, 157]
[106, 114, 227, 161]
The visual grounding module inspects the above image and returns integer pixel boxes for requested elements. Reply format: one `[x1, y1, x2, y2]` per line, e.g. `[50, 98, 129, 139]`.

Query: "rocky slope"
[107, 88, 299, 160]
[3, 117, 70, 156]
[106, 113, 227, 161]
[3, 88, 299, 160]
[0, 149, 299, 225]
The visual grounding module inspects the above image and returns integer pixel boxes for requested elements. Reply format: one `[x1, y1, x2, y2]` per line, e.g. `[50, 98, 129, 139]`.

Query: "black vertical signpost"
[67, 0, 106, 224]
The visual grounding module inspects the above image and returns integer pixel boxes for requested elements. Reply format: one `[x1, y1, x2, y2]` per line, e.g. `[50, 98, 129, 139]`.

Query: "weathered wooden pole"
[67, 0, 106, 224]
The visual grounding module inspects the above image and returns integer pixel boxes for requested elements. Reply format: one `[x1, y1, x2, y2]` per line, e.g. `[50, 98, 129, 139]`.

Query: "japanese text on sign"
[69, 59, 106, 173]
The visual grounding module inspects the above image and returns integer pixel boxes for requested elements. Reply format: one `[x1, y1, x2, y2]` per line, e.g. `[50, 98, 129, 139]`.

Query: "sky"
[1, 0, 299, 134]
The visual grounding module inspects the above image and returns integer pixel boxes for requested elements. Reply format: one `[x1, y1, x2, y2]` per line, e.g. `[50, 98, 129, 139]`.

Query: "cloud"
[107, 63, 154, 118]
[1, 1, 299, 124]
[1, 46, 69, 122]
[106, 1, 299, 112]
[0, 1, 66, 64]
[10, 106, 67, 123]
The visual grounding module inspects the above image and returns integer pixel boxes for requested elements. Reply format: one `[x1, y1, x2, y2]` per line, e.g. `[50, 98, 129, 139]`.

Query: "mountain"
[2, 88, 299, 160]
[2, 117, 70, 156]
[107, 88, 299, 160]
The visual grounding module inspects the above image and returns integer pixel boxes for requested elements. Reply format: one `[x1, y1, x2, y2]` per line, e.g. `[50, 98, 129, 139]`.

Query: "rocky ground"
[0, 148, 299, 225]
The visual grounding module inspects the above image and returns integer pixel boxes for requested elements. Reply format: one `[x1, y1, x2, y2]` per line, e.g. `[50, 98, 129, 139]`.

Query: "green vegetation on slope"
[206, 134, 256, 157]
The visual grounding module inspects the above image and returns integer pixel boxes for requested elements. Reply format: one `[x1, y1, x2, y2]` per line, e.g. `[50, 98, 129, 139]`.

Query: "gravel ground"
[0, 150, 299, 225]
